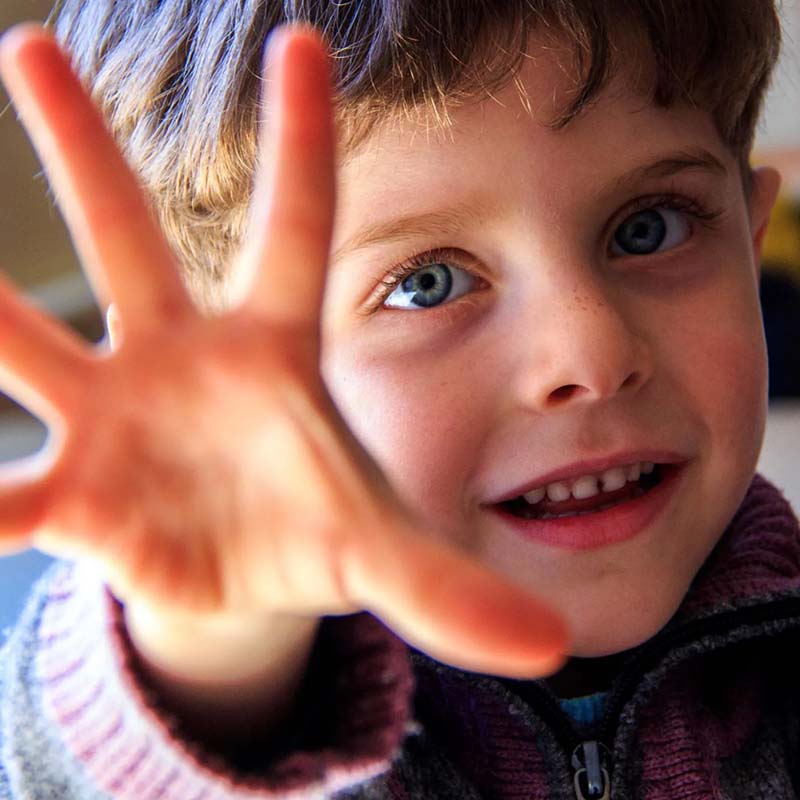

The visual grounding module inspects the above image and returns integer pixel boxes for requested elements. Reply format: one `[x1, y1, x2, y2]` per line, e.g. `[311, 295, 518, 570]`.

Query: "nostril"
[620, 371, 641, 390]
[548, 384, 587, 403]
[539, 366, 647, 408]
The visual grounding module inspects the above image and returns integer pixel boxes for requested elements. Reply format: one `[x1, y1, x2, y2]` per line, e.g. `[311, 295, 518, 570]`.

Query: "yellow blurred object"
[761, 193, 800, 276]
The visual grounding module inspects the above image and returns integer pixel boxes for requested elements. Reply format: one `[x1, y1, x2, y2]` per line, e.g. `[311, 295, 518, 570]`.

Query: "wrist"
[123, 601, 320, 687]
[122, 600, 321, 747]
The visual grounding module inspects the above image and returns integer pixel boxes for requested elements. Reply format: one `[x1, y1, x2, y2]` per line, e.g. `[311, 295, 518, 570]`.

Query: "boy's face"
[319, 40, 779, 658]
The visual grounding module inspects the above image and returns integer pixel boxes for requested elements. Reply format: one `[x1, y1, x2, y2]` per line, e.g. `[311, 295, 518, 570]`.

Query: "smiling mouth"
[499, 463, 666, 520]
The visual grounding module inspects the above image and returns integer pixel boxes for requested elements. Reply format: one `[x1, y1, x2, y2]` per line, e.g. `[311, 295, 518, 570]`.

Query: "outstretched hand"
[0, 24, 568, 678]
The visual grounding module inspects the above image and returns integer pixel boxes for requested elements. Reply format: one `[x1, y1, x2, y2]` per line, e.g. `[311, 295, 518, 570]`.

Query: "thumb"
[344, 519, 570, 679]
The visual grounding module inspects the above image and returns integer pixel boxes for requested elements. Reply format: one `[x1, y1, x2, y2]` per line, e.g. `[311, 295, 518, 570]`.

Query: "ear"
[747, 166, 782, 271]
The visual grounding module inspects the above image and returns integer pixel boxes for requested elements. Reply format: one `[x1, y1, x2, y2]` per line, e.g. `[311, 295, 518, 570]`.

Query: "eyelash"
[363, 247, 481, 315]
[364, 192, 725, 314]
[619, 192, 723, 234]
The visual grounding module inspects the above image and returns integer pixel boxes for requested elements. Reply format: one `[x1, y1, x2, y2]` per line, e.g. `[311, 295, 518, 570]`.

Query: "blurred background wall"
[755, 0, 800, 185]
[754, 2, 800, 401]
[1, 1, 96, 337]
[0, 1, 799, 641]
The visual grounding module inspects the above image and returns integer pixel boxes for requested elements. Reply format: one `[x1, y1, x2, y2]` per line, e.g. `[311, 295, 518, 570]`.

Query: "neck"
[545, 650, 632, 699]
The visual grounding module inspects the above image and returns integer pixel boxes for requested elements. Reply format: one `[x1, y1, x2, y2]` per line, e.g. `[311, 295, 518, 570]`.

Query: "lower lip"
[486, 464, 686, 551]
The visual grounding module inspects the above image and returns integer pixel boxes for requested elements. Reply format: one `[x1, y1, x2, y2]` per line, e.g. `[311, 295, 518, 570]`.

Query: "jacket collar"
[674, 473, 800, 623]
[405, 475, 800, 798]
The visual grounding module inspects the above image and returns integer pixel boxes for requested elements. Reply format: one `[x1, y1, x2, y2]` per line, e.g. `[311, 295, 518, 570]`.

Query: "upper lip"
[483, 450, 689, 505]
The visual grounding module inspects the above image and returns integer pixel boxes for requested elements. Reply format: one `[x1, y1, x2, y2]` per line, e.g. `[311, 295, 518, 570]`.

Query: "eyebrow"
[330, 196, 497, 266]
[330, 147, 728, 265]
[608, 147, 728, 193]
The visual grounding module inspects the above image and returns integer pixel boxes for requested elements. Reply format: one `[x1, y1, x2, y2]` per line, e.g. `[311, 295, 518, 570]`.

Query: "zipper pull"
[571, 740, 611, 799]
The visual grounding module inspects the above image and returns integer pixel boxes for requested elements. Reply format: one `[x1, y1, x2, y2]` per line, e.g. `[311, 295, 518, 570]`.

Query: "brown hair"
[50, 0, 782, 312]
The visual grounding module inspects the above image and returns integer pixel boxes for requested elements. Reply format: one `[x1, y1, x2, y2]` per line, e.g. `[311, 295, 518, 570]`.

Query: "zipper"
[513, 597, 800, 799]
[571, 740, 611, 799]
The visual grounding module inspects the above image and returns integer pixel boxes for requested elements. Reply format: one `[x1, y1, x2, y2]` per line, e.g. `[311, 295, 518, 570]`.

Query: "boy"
[0, 1, 796, 798]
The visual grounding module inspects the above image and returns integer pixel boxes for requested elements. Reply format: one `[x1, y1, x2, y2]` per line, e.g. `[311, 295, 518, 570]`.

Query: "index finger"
[231, 27, 335, 331]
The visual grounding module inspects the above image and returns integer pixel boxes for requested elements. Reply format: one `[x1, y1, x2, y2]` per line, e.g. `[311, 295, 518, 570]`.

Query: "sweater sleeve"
[0, 560, 415, 799]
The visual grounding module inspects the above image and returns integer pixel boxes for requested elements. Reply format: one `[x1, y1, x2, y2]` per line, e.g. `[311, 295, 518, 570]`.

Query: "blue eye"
[384, 262, 475, 309]
[611, 207, 690, 256]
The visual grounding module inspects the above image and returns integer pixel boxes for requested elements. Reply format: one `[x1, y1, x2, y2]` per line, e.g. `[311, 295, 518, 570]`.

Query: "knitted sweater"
[2, 474, 800, 799]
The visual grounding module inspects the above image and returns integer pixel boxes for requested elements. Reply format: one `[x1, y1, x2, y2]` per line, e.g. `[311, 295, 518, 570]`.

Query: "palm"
[41, 317, 371, 617]
[0, 24, 567, 678]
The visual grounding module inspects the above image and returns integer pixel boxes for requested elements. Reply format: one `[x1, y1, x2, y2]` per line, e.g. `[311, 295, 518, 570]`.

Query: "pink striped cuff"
[36, 561, 413, 799]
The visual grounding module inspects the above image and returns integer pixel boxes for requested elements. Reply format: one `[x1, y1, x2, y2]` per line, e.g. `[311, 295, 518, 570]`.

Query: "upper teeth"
[522, 461, 655, 505]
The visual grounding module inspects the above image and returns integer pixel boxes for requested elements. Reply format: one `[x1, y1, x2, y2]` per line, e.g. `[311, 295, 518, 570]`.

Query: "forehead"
[332, 43, 733, 259]
[338, 31, 728, 178]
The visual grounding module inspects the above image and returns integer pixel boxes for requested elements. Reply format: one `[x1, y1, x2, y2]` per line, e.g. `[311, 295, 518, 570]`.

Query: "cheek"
[657, 277, 767, 477]
[321, 344, 487, 537]
[696, 330, 766, 452]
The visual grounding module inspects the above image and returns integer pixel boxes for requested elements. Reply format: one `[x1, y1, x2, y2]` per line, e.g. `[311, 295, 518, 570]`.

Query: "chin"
[569, 631, 653, 659]
[565, 590, 685, 658]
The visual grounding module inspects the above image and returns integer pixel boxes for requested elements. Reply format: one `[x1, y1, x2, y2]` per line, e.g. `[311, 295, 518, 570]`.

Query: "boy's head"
[54, 1, 782, 658]
[52, 0, 780, 309]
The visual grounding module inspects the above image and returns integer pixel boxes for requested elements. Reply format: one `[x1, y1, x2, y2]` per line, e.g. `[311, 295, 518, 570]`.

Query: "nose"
[511, 280, 653, 411]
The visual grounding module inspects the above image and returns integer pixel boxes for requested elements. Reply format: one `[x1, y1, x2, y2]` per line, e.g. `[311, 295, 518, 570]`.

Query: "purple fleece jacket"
[2, 473, 800, 799]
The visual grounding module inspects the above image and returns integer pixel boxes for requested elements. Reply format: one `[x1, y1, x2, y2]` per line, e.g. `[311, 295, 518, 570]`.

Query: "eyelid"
[606, 191, 724, 257]
[362, 247, 487, 314]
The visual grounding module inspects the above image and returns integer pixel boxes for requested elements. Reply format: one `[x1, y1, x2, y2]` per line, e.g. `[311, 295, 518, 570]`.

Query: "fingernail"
[261, 25, 290, 78]
[0, 23, 47, 78]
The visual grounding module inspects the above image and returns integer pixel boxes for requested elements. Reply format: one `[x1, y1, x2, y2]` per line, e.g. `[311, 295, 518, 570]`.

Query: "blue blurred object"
[0, 550, 54, 648]
[0, 410, 53, 648]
